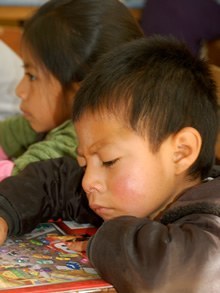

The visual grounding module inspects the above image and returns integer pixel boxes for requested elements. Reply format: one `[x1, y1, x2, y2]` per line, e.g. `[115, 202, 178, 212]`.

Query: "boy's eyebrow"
[76, 141, 110, 157]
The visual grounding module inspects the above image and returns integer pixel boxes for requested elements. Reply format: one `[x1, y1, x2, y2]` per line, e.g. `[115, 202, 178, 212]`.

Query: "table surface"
[0, 6, 36, 23]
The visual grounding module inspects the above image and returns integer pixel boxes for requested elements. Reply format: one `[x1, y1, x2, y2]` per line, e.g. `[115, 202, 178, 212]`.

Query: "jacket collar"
[160, 177, 220, 224]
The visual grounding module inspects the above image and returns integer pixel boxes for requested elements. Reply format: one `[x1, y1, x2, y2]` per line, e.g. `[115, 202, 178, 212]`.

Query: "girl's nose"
[16, 76, 28, 100]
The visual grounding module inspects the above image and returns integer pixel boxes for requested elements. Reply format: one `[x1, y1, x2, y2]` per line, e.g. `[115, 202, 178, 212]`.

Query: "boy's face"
[75, 111, 183, 221]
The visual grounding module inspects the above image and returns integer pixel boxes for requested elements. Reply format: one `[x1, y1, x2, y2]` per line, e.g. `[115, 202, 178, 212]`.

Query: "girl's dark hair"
[22, 0, 143, 91]
[72, 36, 218, 179]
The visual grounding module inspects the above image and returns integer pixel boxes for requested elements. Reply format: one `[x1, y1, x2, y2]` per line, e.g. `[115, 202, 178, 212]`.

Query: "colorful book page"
[0, 223, 112, 292]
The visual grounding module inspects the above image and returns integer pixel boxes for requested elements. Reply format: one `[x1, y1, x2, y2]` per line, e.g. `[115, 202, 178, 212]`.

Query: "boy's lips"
[90, 203, 105, 211]
[90, 203, 112, 218]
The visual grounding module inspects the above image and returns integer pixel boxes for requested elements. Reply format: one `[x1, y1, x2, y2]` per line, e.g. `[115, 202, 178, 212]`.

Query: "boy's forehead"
[74, 111, 134, 150]
[75, 110, 123, 135]
[75, 108, 128, 127]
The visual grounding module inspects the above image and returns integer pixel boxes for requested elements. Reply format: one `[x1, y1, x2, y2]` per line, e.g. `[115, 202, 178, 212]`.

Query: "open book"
[0, 222, 114, 292]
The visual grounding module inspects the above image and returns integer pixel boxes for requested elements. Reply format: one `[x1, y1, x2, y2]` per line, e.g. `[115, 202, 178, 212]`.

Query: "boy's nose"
[82, 167, 103, 196]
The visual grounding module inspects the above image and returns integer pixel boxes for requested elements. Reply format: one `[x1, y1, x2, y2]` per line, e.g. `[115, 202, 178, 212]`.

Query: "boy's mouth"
[90, 203, 113, 220]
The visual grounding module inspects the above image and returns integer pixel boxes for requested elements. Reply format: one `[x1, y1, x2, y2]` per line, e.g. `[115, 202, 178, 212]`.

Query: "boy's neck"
[150, 176, 202, 220]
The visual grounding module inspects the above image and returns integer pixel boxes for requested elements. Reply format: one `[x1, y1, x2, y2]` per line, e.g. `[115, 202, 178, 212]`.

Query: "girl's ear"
[66, 82, 81, 107]
[172, 127, 202, 175]
[70, 82, 81, 97]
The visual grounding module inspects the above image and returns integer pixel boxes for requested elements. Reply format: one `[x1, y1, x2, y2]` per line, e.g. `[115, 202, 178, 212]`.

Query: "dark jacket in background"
[0, 157, 102, 235]
[141, 0, 220, 55]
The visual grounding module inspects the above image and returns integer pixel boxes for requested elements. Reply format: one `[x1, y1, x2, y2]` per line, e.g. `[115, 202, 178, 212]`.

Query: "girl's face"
[16, 48, 73, 132]
[75, 112, 190, 221]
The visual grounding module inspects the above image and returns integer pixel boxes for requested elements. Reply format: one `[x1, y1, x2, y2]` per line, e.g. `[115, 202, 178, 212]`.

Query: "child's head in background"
[16, 0, 143, 133]
[72, 36, 218, 221]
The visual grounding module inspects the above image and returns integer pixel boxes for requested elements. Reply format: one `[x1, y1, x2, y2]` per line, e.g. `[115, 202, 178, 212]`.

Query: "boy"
[0, 36, 219, 292]
[70, 36, 220, 292]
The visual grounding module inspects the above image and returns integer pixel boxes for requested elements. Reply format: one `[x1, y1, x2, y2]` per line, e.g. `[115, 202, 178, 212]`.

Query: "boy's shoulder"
[161, 176, 220, 225]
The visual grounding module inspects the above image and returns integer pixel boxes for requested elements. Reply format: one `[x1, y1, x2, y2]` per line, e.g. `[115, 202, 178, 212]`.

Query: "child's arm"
[0, 115, 38, 158]
[12, 120, 77, 175]
[67, 239, 88, 252]
[0, 156, 102, 238]
[0, 217, 8, 245]
[87, 214, 220, 292]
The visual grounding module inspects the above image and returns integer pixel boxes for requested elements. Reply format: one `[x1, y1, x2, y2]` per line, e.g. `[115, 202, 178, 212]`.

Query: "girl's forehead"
[22, 47, 55, 80]
[21, 41, 34, 60]
[22, 50, 39, 71]
[21, 43, 44, 71]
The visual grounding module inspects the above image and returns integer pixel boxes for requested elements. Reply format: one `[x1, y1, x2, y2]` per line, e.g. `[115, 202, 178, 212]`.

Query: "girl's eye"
[26, 72, 36, 81]
[102, 159, 118, 167]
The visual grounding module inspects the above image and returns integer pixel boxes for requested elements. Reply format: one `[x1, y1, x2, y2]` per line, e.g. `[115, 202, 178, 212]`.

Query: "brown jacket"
[88, 177, 220, 293]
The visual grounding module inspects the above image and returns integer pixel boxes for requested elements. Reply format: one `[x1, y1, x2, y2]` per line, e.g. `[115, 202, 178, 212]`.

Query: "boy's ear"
[172, 127, 202, 175]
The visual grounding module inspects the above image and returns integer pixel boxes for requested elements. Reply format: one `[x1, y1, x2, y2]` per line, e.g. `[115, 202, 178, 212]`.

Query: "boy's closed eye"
[102, 158, 119, 167]
[78, 158, 119, 170]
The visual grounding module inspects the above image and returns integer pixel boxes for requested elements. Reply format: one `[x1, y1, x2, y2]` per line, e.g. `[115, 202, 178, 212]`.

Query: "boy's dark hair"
[72, 36, 218, 179]
[22, 0, 143, 91]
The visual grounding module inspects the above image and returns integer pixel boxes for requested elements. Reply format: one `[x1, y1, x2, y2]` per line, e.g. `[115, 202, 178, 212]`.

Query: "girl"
[0, 0, 143, 180]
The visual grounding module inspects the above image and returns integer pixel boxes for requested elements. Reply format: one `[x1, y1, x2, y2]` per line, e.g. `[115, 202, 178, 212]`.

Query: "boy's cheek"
[113, 173, 142, 199]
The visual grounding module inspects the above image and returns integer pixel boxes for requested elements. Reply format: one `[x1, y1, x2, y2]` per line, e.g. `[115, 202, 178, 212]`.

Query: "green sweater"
[0, 115, 77, 175]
